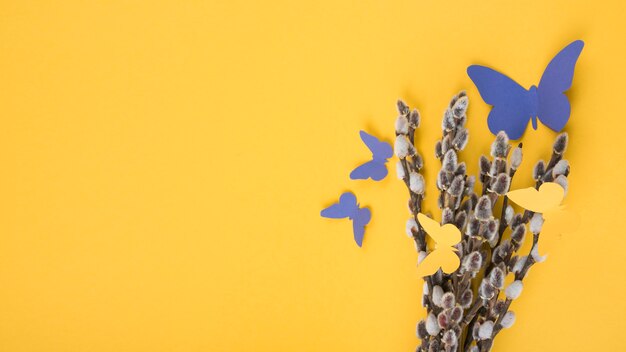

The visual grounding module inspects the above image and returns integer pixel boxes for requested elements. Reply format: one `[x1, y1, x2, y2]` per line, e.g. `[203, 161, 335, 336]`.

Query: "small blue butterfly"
[320, 192, 371, 247]
[467, 40, 584, 140]
[350, 130, 393, 181]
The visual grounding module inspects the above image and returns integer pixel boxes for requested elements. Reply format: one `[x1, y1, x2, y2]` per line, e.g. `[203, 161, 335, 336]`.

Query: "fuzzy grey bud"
[406, 218, 418, 238]
[418, 251, 427, 264]
[479, 155, 491, 175]
[417, 320, 428, 339]
[450, 306, 463, 324]
[395, 115, 409, 135]
[505, 280, 523, 300]
[460, 289, 473, 308]
[552, 159, 570, 177]
[472, 323, 481, 341]
[409, 109, 420, 128]
[437, 311, 449, 329]
[531, 243, 547, 263]
[452, 92, 469, 116]
[490, 131, 510, 158]
[437, 170, 452, 191]
[510, 225, 526, 244]
[426, 312, 440, 336]
[466, 217, 480, 236]
[441, 135, 452, 154]
[500, 311, 516, 329]
[478, 321, 494, 340]
[409, 172, 425, 195]
[432, 285, 444, 307]
[412, 153, 424, 171]
[455, 162, 467, 176]
[443, 150, 458, 172]
[453, 128, 469, 150]
[510, 214, 523, 228]
[442, 109, 455, 131]
[490, 158, 507, 176]
[491, 173, 511, 195]
[505, 205, 514, 225]
[479, 279, 496, 299]
[442, 330, 457, 346]
[463, 251, 483, 272]
[494, 300, 507, 315]
[465, 176, 476, 195]
[553, 132, 568, 154]
[475, 196, 492, 221]
[479, 219, 498, 241]
[442, 207, 454, 225]
[512, 256, 527, 274]
[397, 100, 409, 116]
[435, 140, 443, 159]
[530, 213, 544, 234]
[533, 160, 546, 180]
[395, 135, 413, 158]
[488, 267, 505, 289]
[450, 91, 466, 111]
[554, 175, 568, 196]
[492, 240, 511, 264]
[441, 292, 456, 309]
[427, 341, 440, 352]
[455, 211, 467, 229]
[448, 175, 465, 197]
[395, 161, 406, 180]
[510, 144, 523, 170]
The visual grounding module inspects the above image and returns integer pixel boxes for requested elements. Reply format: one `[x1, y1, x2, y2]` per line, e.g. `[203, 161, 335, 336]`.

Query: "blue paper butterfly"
[467, 40, 584, 140]
[320, 192, 371, 247]
[350, 130, 393, 181]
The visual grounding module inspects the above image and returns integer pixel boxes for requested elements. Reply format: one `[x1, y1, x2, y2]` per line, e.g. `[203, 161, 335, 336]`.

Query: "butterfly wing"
[416, 249, 460, 277]
[417, 213, 461, 247]
[360, 130, 393, 161]
[507, 182, 565, 214]
[467, 65, 533, 139]
[350, 160, 389, 181]
[352, 207, 371, 247]
[537, 40, 584, 132]
[320, 192, 357, 219]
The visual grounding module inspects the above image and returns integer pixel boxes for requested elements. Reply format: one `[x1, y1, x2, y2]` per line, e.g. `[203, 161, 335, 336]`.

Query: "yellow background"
[0, 1, 624, 351]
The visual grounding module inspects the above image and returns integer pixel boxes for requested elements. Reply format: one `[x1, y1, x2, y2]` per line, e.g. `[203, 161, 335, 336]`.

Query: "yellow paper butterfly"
[507, 182, 578, 237]
[416, 213, 461, 277]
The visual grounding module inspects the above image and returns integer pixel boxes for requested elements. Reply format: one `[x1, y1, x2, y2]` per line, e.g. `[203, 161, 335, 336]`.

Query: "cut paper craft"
[415, 213, 461, 277]
[350, 130, 393, 181]
[320, 192, 371, 247]
[467, 40, 584, 139]
[507, 182, 579, 253]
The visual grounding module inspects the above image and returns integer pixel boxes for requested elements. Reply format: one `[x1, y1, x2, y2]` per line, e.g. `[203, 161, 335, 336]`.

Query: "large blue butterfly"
[349, 131, 393, 181]
[320, 192, 371, 247]
[467, 40, 584, 140]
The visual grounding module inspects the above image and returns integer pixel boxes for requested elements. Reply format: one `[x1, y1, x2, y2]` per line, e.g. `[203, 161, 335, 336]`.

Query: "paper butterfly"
[507, 182, 578, 238]
[467, 40, 584, 139]
[415, 213, 461, 277]
[349, 130, 393, 181]
[320, 192, 371, 247]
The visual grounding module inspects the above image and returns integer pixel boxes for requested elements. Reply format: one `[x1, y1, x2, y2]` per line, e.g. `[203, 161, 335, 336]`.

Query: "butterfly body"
[415, 214, 461, 277]
[350, 131, 393, 181]
[468, 40, 584, 139]
[320, 192, 371, 247]
[528, 85, 539, 128]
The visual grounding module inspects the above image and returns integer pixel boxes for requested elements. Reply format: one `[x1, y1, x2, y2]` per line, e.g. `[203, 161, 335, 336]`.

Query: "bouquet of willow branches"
[394, 92, 570, 352]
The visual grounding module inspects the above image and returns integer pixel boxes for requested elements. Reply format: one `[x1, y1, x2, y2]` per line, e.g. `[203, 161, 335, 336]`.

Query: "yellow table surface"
[0, 1, 624, 351]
